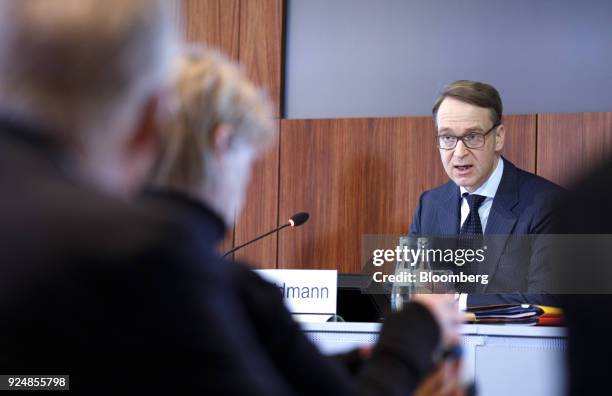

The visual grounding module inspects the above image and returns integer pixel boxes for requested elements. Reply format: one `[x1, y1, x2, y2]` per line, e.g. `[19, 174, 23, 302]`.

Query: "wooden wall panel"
[537, 112, 612, 188]
[277, 117, 447, 272]
[182, 0, 240, 60]
[233, 0, 283, 266]
[502, 115, 537, 173]
[239, 0, 284, 117]
[234, 121, 280, 268]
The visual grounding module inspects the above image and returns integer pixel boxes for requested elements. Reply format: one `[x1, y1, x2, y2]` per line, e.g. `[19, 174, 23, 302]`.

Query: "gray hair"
[0, 0, 179, 141]
[150, 47, 276, 191]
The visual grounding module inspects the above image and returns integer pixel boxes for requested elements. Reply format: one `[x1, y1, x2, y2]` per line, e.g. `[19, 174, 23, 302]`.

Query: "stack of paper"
[464, 304, 563, 326]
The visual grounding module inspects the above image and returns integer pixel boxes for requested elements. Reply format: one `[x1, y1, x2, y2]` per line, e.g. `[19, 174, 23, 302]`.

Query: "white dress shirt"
[459, 157, 504, 232]
[457, 157, 504, 310]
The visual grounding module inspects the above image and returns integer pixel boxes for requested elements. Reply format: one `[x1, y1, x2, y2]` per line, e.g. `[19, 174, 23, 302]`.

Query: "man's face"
[436, 97, 505, 192]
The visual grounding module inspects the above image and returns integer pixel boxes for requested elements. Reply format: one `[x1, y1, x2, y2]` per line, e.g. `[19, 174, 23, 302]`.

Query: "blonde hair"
[150, 47, 275, 190]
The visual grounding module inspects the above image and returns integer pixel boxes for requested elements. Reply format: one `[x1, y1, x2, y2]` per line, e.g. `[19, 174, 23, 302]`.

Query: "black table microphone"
[222, 212, 309, 258]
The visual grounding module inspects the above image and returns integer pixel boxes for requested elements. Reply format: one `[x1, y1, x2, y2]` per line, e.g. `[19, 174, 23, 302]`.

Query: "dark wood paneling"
[239, 0, 283, 117]
[182, 0, 240, 60]
[277, 118, 446, 272]
[502, 115, 537, 173]
[537, 112, 612, 188]
[234, 121, 280, 268]
[232, 0, 283, 266]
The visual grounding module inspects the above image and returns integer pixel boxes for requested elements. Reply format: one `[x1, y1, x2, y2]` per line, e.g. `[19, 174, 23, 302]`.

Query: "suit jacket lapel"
[477, 158, 519, 292]
[436, 182, 461, 235]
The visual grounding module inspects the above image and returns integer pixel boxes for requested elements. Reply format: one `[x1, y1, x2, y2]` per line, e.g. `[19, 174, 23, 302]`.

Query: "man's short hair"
[432, 80, 503, 126]
[0, 0, 178, 139]
[150, 47, 275, 190]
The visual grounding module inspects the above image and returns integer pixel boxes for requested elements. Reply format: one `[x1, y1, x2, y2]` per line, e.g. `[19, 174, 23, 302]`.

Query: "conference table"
[302, 322, 566, 396]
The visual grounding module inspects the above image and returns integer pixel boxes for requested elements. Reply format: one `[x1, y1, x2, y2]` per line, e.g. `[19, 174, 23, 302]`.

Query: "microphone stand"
[222, 222, 290, 258]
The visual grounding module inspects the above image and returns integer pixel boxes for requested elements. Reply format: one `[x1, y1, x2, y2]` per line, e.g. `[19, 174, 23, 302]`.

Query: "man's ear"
[494, 124, 505, 152]
[208, 124, 234, 158]
[127, 95, 160, 157]
[122, 95, 162, 192]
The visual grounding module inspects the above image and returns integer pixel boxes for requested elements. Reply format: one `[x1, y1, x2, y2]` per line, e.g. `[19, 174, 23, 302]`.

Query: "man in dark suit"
[410, 80, 562, 307]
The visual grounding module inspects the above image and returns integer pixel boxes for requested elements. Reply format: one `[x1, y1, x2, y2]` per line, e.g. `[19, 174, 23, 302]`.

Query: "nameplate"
[255, 269, 337, 315]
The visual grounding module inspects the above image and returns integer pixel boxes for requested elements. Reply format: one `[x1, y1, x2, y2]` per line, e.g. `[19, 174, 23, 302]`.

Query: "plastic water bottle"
[390, 236, 416, 312]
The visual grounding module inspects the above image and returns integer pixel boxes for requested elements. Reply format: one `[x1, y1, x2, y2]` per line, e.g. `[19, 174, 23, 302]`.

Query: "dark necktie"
[457, 193, 486, 293]
[460, 193, 486, 235]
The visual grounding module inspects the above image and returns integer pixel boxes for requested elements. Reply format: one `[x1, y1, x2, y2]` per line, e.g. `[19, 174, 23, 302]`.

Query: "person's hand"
[414, 359, 466, 396]
[411, 294, 462, 348]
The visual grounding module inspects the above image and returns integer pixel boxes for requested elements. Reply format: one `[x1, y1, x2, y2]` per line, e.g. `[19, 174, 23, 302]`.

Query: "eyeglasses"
[436, 123, 500, 150]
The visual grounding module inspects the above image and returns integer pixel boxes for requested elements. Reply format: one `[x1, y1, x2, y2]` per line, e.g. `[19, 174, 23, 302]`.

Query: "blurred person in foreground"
[552, 160, 612, 396]
[145, 47, 466, 396]
[0, 1, 318, 394]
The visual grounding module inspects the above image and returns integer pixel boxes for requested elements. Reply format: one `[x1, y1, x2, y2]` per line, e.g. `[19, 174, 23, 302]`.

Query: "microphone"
[222, 212, 309, 258]
[288, 212, 309, 227]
